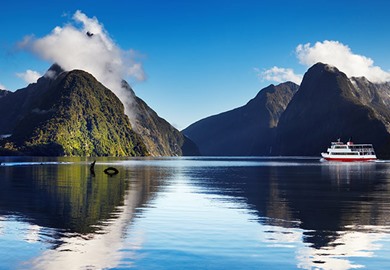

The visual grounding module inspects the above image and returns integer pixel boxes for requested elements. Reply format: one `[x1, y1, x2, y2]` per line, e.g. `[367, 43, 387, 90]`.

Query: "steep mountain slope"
[183, 82, 299, 155]
[350, 77, 390, 132]
[122, 81, 199, 156]
[274, 63, 390, 157]
[0, 67, 148, 156]
[0, 89, 9, 98]
[0, 64, 198, 157]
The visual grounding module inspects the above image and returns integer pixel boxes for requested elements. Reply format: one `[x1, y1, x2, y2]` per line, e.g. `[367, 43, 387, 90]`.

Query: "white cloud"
[0, 83, 6, 89]
[296, 40, 390, 83]
[16, 70, 42, 84]
[19, 10, 146, 122]
[256, 66, 303, 85]
[260, 40, 390, 85]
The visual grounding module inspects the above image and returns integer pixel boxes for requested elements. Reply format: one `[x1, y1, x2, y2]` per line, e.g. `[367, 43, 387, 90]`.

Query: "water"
[0, 157, 390, 270]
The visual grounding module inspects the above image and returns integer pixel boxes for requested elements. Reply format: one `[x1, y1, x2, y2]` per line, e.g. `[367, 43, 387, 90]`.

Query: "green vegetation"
[0, 70, 148, 156]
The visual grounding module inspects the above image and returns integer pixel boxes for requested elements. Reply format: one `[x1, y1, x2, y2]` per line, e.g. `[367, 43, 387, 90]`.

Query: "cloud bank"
[260, 40, 390, 84]
[19, 10, 145, 121]
[296, 40, 390, 82]
[256, 67, 302, 85]
[16, 70, 42, 84]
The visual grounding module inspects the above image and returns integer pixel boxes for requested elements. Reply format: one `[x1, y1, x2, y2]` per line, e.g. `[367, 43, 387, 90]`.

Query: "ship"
[321, 140, 377, 162]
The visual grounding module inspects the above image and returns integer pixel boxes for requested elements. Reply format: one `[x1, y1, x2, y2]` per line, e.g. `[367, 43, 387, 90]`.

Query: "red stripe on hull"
[323, 157, 376, 162]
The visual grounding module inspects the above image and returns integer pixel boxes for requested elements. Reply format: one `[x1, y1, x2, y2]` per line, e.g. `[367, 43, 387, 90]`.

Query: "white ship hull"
[321, 140, 377, 162]
[321, 152, 376, 162]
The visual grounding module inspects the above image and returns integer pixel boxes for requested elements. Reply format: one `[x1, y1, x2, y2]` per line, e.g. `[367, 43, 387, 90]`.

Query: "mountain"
[184, 62, 390, 158]
[0, 65, 148, 156]
[350, 77, 390, 131]
[122, 81, 199, 156]
[0, 65, 198, 157]
[273, 63, 390, 157]
[183, 82, 299, 155]
[0, 89, 10, 98]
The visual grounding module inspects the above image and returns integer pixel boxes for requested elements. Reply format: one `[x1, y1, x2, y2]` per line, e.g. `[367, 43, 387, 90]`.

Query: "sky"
[1, 0, 390, 129]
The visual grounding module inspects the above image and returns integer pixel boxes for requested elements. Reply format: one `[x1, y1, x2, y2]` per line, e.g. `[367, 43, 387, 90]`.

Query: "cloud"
[16, 70, 42, 84]
[0, 83, 6, 90]
[260, 40, 390, 85]
[256, 66, 303, 85]
[19, 10, 146, 122]
[296, 40, 390, 83]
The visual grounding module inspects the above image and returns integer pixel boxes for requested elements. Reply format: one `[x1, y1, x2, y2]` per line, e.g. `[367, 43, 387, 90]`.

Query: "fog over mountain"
[0, 65, 198, 156]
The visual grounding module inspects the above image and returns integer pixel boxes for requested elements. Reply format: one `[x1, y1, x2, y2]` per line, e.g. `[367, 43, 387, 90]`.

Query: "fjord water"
[1, 157, 390, 269]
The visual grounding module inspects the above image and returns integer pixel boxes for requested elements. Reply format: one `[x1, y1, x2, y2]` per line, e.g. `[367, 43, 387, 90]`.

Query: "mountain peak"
[0, 67, 149, 156]
[274, 62, 390, 156]
[43, 63, 65, 81]
[183, 81, 298, 155]
[306, 62, 343, 75]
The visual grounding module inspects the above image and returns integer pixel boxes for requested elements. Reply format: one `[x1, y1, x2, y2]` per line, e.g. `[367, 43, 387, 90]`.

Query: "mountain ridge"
[0, 64, 198, 156]
[274, 62, 390, 157]
[184, 62, 390, 158]
[183, 81, 299, 155]
[0, 67, 148, 156]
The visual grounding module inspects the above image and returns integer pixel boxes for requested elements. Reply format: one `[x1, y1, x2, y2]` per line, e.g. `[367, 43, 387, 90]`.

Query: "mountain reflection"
[1, 157, 389, 269]
[186, 159, 390, 269]
[0, 159, 128, 234]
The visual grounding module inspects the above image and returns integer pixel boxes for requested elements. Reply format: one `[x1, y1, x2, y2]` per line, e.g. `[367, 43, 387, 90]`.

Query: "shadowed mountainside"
[184, 63, 390, 158]
[183, 82, 299, 156]
[274, 63, 390, 157]
[122, 81, 199, 156]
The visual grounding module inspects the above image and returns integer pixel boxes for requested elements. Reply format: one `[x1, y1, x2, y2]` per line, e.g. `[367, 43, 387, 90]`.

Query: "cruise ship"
[321, 140, 377, 162]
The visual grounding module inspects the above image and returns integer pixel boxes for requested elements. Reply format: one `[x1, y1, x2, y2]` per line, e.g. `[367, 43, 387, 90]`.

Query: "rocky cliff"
[274, 63, 390, 157]
[122, 81, 199, 156]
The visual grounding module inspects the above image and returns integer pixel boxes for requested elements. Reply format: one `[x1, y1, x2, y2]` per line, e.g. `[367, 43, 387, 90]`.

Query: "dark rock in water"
[183, 82, 299, 156]
[90, 160, 96, 176]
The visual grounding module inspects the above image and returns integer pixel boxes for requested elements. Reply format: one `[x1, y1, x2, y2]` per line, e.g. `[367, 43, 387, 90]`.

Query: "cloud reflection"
[297, 227, 385, 270]
[28, 183, 144, 270]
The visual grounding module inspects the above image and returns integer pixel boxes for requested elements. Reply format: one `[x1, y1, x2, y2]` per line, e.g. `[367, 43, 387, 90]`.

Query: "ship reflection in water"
[0, 157, 389, 269]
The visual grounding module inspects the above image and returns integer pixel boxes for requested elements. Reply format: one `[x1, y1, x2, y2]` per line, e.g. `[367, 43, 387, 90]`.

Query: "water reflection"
[188, 159, 390, 269]
[0, 157, 390, 269]
[0, 159, 126, 234]
[0, 157, 171, 269]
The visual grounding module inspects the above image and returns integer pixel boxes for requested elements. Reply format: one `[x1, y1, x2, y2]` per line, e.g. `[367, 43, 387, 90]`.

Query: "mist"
[20, 10, 145, 123]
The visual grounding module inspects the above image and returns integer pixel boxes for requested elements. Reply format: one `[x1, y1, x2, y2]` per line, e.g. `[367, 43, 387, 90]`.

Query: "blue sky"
[1, 0, 390, 129]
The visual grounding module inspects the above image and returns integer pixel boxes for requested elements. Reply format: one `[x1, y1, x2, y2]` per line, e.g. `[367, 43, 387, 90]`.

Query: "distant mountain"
[184, 62, 390, 158]
[0, 89, 10, 98]
[273, 63, 390, 157]
[183, 82, 299, 155]
[122, 81, 199, 156]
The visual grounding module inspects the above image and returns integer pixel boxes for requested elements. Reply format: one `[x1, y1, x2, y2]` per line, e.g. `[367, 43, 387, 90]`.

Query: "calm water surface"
[0, 157, 390, 269]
